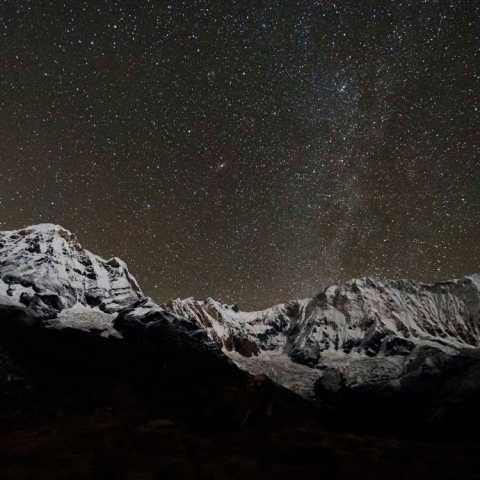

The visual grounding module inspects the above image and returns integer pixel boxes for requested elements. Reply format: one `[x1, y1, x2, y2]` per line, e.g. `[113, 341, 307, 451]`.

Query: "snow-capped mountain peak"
[0, 224, 143, 315]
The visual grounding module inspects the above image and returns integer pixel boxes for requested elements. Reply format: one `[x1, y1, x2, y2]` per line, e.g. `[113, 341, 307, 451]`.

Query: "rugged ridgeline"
[0, 224, 312, 429]
[164, 276, 480, 360]
[161, 273, 480, 431]
[1, 224, 480, 434]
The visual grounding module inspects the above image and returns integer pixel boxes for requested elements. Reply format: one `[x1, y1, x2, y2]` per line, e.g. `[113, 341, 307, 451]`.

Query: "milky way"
[1, 1, 479, 309]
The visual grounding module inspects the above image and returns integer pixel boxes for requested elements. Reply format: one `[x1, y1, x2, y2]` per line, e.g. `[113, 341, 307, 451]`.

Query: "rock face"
[161, 297, 310, 357]
[164, 276, 480, 363]
[0, 224, 143, 316]
[1, 223, 480, 434]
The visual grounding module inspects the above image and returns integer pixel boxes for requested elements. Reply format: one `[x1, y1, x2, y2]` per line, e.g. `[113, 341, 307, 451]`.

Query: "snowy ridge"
[162, 275, 480, 365]
[160, 276, 480, 401]
[161, 297, 310, 356]
[295, 276, 480, 360]
[0, 224, 143, 315]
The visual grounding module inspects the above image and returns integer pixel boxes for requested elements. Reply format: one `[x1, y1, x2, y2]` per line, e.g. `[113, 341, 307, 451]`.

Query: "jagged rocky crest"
[163, 276, 480, 359]
[1, 224, 480, 434]
[0, 224, 143, 316]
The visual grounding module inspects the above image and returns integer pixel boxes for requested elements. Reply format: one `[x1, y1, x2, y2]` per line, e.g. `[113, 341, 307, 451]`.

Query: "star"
[0, 1, 477, 309]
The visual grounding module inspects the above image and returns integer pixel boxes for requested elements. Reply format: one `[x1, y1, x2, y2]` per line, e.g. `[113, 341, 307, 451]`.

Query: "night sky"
[1, 1, 479, 310]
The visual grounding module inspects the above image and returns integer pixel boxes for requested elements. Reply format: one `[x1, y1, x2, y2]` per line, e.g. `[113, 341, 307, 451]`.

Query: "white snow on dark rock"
[0, 224, 143, 316]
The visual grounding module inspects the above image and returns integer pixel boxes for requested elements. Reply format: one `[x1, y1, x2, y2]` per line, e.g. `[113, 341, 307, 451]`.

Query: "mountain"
[161, 279, 480, 415]
[0, 224, 316, 429]
[1, 223, 480, 434]
[163, 276, 480, 360]
[0, 224, 143, 316]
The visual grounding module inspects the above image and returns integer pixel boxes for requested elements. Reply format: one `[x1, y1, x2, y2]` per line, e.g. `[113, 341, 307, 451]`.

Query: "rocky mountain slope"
[0, 224, 143, 315]
[1, 223, 480, 433]
[164, 275, 480, 361]
[162, 280, 480, 417]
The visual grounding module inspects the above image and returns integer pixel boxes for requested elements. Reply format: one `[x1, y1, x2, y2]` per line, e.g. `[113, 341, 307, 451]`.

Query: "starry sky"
[1, 1, 479, 310]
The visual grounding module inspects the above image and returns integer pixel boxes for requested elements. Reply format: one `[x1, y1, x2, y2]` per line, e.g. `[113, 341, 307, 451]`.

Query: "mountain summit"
[0, 224, 143, 316]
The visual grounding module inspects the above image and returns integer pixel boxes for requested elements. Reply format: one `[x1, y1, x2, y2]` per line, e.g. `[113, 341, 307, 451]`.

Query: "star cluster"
[1, 1, 479, 309]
